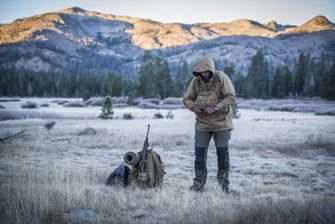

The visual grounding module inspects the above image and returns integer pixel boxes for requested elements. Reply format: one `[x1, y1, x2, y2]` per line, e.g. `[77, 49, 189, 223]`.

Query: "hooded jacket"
[183, 57, 236, 131]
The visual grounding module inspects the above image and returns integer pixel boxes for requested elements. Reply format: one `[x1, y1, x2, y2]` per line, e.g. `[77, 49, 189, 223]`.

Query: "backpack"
[128, 150, 165, 188]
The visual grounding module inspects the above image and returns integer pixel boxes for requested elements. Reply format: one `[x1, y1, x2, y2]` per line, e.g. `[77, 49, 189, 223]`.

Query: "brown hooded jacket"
[183, 57, 236, 131]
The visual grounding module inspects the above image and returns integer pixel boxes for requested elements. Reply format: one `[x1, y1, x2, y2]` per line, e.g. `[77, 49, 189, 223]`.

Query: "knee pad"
[195, 147, 207, 170]
[216, 147, 230, 170]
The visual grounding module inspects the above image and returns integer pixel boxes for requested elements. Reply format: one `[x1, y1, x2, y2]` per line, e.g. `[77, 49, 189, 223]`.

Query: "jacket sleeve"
[216, 73, 236, 111]
[183, 78, 197, 111]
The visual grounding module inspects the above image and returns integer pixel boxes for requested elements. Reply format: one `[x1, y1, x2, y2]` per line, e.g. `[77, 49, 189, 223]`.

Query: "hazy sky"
[0, 0, 334, 25]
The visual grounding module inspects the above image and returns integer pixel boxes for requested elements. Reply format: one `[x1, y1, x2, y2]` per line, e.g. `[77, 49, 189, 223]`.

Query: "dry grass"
[0, 106, 335, 223]
[1, 165, 334, 224]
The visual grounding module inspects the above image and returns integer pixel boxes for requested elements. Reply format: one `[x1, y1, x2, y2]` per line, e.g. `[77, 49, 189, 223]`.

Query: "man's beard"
[201, 76, 210, 83]
[200, 72, 213, 83]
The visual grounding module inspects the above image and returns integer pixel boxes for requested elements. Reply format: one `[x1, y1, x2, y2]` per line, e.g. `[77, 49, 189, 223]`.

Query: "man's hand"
[202, 106, 217, 115]
[191, 106, 203, 115]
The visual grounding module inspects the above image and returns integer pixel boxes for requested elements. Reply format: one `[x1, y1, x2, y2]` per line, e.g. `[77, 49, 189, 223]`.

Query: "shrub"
[64, 101, 86, 107]
[145, 98, 161, 105]
[315, 109, 335, 116]
[56, 100, 68, 105]
[130, 97, 144, 106]
[21, 101, 38, 109]
[79, 127, 96, 136]
[162, 97, 183, 105]
[123, 113, 134, 120]
[0, 98, 20, 102]
[85, 97, 104, 106]
[98, 95, 114, 119]
[153, 112, 164, 119]
[137, 102, 159, 109]
[165, 111, 174, 119]
[44, 121, 56, 131]
[40, 103, 49, 107]
[112, 97, 128, 104]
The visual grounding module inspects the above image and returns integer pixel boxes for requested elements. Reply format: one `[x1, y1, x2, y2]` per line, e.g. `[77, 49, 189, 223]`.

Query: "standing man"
[183, 57, 236, 193]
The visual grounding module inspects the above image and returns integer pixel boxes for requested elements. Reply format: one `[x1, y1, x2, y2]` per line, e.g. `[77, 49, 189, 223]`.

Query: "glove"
[191, 106, 203, 115]
[202, 106, 218, 115]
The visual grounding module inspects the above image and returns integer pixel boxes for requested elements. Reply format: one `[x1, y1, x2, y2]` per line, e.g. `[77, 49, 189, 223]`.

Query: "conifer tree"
[98, 95, 114, 119]
[246, 50, 269, 98]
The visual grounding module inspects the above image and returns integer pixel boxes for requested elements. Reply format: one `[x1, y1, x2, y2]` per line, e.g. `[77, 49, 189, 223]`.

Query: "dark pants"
[194, 129, 231, 187]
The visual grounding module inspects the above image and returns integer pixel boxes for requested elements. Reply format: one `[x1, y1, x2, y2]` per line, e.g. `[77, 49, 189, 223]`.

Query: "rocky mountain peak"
[264, 21, 278, 30]
[303, 15, 333, 27]
[58, 7, 87, 14]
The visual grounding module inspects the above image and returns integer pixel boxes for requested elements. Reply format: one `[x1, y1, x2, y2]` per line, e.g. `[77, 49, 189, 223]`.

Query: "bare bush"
[40, 103, 49, 107]
[21, 101, 38, 109]
[113, 103, 128, 108]
[130, 97, 144, 106]
[44, 121, 56, 131]
[145, 98, 161, 105]
[85, 97, 104, 106]
[64, 101, 86, 107]
[79, 127, 96, 136]
[315, 109, 335, 116]
[56, 100, 69, 105]
[165, 111, 174, 119]
[123, 113, 134, 119]
[159, 104, 185, 109]
[137, 102, 159, 109]
[162, 97, 183, 105]
[0, 98, 21, 102]
[112, 97, 128, 104]
[153, 111, 164, 119]
[238, 99, 335, 115]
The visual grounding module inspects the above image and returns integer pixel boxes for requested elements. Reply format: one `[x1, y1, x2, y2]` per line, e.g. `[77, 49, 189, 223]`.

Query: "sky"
[0, 0, 334, 25]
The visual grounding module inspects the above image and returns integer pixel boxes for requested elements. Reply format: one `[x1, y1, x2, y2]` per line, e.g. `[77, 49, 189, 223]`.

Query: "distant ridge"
[0, 7, 334, 77]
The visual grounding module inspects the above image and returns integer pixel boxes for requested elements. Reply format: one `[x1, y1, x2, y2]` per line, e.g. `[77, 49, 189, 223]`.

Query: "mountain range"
[0, 7, 334, 77]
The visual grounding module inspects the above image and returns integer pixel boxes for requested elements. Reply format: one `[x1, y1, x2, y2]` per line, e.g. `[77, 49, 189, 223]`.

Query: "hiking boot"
[189, 184, 205, 192]
[221, 184, 239, 195]
[221, 184, 230, 193]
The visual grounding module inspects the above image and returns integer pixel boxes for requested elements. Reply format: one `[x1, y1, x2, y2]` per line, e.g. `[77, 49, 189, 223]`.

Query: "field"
[0, 98, 335, 224]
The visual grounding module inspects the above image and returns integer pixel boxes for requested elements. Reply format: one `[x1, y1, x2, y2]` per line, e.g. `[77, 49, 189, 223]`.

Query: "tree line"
[0, 50, 334, 100]
[230, 50, 335, 99]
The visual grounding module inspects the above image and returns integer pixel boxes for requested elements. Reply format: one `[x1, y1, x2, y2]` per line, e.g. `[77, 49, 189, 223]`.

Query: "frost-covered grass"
[0, 98, 335, 223]
[238, 98, 335, 115]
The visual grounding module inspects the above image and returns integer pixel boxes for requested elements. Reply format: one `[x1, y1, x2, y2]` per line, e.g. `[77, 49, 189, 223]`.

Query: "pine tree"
[246, 50, 269, 98]
[157, 58, 172, 98]
[272, 67, 283, 98]
[235, 72, 246, 98]
[282, 66, 294, 97]
[322, 63, 335, 99]
[81, 89, 90, 101]
[295, 52, 308, 96]
[111, 74, 123, 96]
[173, 61, 190, 97]
[98, 95, 114, 119]
[137, 51, 157, 98]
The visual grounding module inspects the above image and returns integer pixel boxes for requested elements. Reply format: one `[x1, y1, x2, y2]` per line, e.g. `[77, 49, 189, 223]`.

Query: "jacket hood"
[192, 57, 216, 77]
